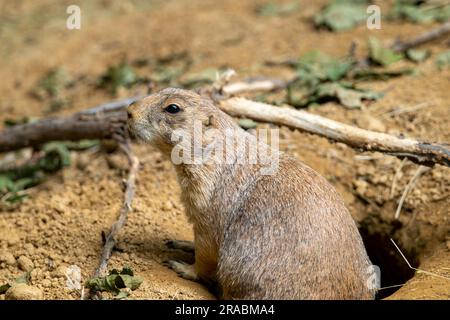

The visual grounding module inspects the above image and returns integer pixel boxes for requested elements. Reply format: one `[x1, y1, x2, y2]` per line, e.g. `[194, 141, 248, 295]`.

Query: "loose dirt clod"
[0, 251, 16, 266]
[5, 284, 43, 300]
[17, 256, 34, 272]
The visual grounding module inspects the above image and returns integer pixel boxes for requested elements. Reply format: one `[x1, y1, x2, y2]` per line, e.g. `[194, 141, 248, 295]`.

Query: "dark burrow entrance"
[358, 224, 419, 299]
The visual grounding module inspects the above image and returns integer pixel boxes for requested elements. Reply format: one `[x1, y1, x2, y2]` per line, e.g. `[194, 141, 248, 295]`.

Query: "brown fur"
[128, 88, 376, 299]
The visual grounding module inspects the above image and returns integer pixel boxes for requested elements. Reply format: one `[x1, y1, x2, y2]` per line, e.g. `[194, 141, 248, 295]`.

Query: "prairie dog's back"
[209, 155, 375, 299]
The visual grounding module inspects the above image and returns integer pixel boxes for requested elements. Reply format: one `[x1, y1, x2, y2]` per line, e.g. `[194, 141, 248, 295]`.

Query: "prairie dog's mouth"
[127, 120, 153, 143]
[126, 119, 138, 139]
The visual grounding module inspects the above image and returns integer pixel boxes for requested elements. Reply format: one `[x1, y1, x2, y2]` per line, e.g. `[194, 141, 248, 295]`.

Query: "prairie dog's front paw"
[165, 260, 198, 281]
[165, 240, 195, 253]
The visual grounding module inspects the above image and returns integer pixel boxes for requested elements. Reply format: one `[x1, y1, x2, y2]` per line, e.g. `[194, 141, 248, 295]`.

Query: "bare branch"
[0, 111, 127, 153]
[391, 21, 450, 53]
[79, 95, 145, 115]
[219, 98, 450, 167]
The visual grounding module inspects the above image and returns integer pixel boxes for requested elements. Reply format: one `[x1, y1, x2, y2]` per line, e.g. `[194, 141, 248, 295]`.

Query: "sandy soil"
[0, 0, 449, 300]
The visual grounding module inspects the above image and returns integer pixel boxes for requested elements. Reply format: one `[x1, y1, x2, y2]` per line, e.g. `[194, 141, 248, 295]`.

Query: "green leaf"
[0, 175, 17, 193]
[315, 0, 369, 32]
[151, 66, 184, 85]
[45, 98, 70, 114]
[38, 68, 72, 98]
[120, 266, 134, 276]
[3, 193, 28, 204]
[0, 284, 11, 294]
[0, 174, 36, 204]
[64, 139, 100, 151]
[117, 275, 143, 290]
[179, 69, 218, 88]
[406, 49, 429, 63]
[15, 272, 31, 284]
[109, 269, 120, 275]
[436, 50, 450, 70]
[238, 119, 258, 130]
[314, 83, 383, 108]
[390, 1, 450, 24]
[368, 37, 404, 66]
[85, 277, 113, 292]
[256, 1, 300, 16]
[285, 50, 392, 108]
[0, 283, 11, 294]
[40, 142, 71, 171]
[115, 290, 130, 300]
[85, 267, 143, 296]
[0, 140, 79, 205]
[352, 67, 414, 80]
[100, 61, 139, 95]
[297, 51, 354, 82]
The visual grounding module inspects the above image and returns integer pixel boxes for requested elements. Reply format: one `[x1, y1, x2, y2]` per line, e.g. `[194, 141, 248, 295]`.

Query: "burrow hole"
[358, 224, 419, 299]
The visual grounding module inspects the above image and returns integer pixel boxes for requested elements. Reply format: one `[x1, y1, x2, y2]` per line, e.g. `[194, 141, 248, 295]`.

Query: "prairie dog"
[127, 88, 376, 299]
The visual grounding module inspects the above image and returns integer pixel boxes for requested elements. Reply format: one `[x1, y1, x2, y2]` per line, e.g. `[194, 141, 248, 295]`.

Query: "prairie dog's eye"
[164, 104, 181, 114]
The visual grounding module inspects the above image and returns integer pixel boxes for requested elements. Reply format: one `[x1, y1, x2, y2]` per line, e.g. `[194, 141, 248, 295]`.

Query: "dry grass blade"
[390, 239, 450, 281]
[394, 165, 430, 220]
[390, 158, 408, 199]
[380, 102, 431, 118]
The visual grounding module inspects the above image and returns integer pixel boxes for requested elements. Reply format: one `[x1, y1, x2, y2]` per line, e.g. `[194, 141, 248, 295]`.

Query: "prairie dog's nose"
[127, 109, 133, 120]
[127, 102, 137, 120]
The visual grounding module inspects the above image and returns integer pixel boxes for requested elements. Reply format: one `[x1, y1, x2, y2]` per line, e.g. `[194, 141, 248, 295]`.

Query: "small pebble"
[54, 265, 68, 278]
[41, 279, 52, 288]
[162, 200, 174, 211]
[106, 153, 128, 171]
[23, 243, 35, 254]
[355, 114, 386, 132]
[7, 235, 20, 246]
[76, 153, 90, 170]
[17, 255, 34, 272]
[0, 251, 16, 266]
[30, 268, 41, 280]
[5, 284, 43, 300]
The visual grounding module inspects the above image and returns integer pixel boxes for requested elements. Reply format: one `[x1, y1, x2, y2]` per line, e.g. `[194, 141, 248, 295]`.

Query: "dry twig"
[380, 102, 431, 118]
[378, 238, 450, 291]
[89, 141, 139, 300]
[394, 166, 430, 220]
[390, 158, 408, 199]
[220, 98, 450, 167]
[221, 78, 287, 95]
[390, 239, 450, 281]
[94, 142, 139, 277]
[0, 111, 127, 153]
[391, 21, 450, 53]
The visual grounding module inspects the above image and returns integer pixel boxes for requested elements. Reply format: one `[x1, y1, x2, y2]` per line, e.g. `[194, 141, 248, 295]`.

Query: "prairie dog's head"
[127, 88, 230, 152]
